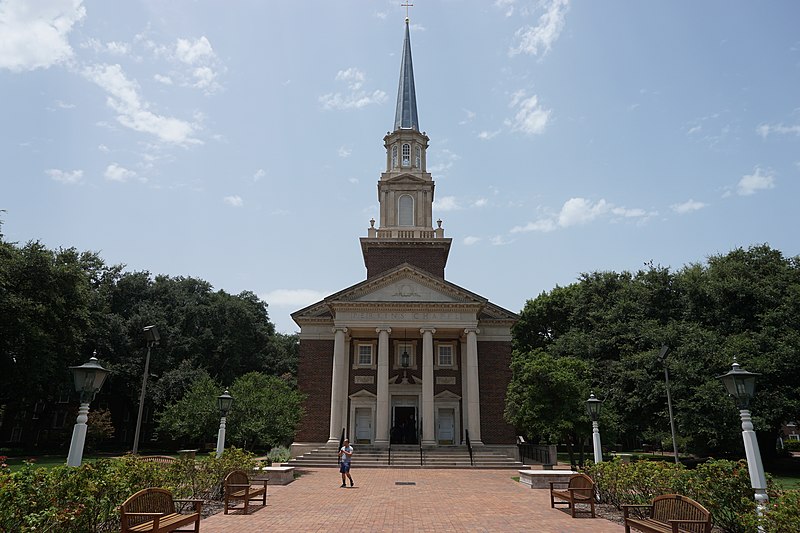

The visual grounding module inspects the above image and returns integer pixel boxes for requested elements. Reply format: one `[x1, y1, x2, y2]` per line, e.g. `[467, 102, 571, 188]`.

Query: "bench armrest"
[122, 512, 167, 517]
[226, 483, 252, 488]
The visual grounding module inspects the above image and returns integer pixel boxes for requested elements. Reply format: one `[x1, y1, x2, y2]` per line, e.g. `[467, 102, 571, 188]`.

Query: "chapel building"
[291, 18, 518, 457]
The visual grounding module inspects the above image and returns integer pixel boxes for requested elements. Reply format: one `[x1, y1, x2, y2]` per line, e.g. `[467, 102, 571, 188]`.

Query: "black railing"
[518, 443, 553, 467]
[465, 429, 474, 467]
[337, 427, 345, 465]
[418, 419, 423, 466]
[388, 441, 392, 466]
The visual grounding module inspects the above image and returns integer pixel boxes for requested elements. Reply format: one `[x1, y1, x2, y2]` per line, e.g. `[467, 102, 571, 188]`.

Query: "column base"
[374, 439, 389, 447]
[422, 439, 437, 446]
[468, 440, 484, 447]
[327, 438, 341, 446]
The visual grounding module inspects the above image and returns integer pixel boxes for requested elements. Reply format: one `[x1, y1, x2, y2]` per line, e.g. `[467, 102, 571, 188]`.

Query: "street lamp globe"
[717, 358, 759, 409]
[217, 389, 234, 417]
[69, 352, 110, 402]
[585, 392, 602, 421]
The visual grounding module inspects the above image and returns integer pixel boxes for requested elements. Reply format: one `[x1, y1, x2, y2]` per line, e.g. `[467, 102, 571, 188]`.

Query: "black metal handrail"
[465, 429, 474, 466]
[418, 418, 423, 466]
[518, 443, 552, 466]
[388, 441, 392, 466]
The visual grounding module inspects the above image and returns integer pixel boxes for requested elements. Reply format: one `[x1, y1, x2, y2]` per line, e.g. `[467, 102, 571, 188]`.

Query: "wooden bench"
[140, 455, 177, 466]
[224, 469, 268, 515]
[549, 473, 595, 518]
[623, 494, 712, 533]
[120, 487, 202, 533]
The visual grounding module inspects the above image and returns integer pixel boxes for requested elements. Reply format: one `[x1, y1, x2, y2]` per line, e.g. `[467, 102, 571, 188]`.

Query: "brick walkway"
[200, 467, 623, 532]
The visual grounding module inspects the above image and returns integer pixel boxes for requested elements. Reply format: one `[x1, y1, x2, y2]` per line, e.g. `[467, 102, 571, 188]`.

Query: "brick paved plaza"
[200, 467, 623, 532]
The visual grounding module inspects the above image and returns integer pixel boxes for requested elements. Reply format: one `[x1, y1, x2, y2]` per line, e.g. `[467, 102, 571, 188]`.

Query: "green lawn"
[771, 475, 800, 490]
[3, 455, 106, 472]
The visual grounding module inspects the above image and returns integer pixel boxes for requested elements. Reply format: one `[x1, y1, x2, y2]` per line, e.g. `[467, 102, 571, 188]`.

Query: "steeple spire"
[394, 18, 419, 132]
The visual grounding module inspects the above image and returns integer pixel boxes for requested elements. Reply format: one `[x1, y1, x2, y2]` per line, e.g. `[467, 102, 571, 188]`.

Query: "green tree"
[156, 373, 221, 447]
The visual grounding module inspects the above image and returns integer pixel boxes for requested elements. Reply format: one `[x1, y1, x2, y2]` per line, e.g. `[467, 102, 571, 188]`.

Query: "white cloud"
[611, 207, 648, 218]
[428, 148, 460, 175]
[473, 198, 488, 207]
[320, 67, 387, 110]
[338, 146, 352, 158]
[463, 236, 481, 245]
[756, 123, 800, 138]
[509, 0, 569, 57]
[192, 66, 217, 90]
[736, 167, 775, 196]
[223, 195, 243, 207]
[434, 196, 461, 211]
[511, 218, 556, 233]
[253, 168, 266, 181]
[98, 144, 109, 152]
[478, 130, 500, 140]
[671, 199, 707, 214]
[506, 90, 550, 135]
[175, 36, 214, 65]
[491, 235, 513, 246]
[0, 0, 86, 71]
[494, 0, 517, 17]
[559, 197, 609, 227]
[348, 177, 359, 184]
[104, 163, 136, 182]
[153, 73, 173, 85]
[261, 288, 327, 308]
[83, 63, 199, 145]
[459, 108, 476, 125]
[46, 168, 83, 184]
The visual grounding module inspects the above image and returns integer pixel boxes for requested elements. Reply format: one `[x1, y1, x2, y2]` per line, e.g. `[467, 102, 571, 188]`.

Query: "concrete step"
[287, 445, 524, 469]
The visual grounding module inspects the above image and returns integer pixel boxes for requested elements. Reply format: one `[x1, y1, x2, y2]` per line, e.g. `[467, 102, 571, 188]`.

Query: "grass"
[771, 475, 800, 490]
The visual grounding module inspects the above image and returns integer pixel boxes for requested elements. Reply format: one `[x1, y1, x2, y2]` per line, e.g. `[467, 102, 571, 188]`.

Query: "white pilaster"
[375, 327, 391, 446]
[460, 337, 468, 444]
[421, 328, 436, 445]
[465, 328, 483, 445]
[328, 327, 348, 443]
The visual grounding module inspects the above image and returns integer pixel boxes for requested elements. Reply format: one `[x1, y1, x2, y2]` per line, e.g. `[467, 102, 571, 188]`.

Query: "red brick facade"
[363, 243, 450, 279]
[477, 340, 517, 445]
[295, 339, 334, 442]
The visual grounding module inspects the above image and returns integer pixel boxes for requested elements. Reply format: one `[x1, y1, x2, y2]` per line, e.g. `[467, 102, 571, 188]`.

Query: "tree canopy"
[507, 244, 800, 461]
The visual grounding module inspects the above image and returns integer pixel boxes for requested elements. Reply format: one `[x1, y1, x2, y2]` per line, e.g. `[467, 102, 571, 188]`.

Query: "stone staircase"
[286, 445, 524, 469]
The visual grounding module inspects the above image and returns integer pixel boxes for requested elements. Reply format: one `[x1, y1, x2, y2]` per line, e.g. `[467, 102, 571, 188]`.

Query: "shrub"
[784, 440, 800, 452]
[0, 448, 256, 532]
[584, 458, 684, 509]
[758, 489, 800, 533]
[267, 446, 291, 465]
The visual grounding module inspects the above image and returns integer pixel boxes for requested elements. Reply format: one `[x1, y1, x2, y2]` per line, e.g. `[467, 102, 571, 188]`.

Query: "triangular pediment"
[334, 264, 486, 305]
[380, 172, 429, 184]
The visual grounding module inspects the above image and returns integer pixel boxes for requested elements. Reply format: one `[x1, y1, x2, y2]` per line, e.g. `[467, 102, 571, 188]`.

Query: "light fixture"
[585, 392, 603, 464]
[216, 389, 234, 457]
[67, 351, 110, 467]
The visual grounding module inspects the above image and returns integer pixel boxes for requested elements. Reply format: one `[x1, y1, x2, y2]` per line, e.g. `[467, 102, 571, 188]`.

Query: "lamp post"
[586, 392, 603, 464]
[67, 351, 110, 467]
[216, 389, 234, 458]
[657, 345, 680, 463]
[133, 325, 160, 455]
[717, 357, 768, 527]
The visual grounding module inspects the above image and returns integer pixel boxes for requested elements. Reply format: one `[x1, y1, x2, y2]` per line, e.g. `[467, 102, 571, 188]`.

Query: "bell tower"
[361, 17, 452, 279]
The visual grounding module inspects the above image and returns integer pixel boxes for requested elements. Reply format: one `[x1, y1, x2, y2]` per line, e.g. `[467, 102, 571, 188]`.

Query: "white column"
[592, 420, 603, 464]
[460, 338, 468, 444]
[465, 328, 483, 445]
[375, 327, 391, 446]
[740, 408, 769, 528]
[328, 327, 348, 443]
[421, 328, 436, 446]
[66, 401, 90, 467]
[216, 415, 227, 458]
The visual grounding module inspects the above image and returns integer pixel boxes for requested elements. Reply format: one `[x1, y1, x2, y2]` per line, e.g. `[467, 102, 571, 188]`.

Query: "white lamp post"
[66, 352, 110, 467]
[133, 325, 160, 455]
[717, 357, 768, 528]
[586, 392, 603, 464]
[216, 389, 234, 458]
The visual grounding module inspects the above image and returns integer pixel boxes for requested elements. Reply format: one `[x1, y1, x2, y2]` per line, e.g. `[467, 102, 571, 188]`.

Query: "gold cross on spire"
[401, 2, 414, 20]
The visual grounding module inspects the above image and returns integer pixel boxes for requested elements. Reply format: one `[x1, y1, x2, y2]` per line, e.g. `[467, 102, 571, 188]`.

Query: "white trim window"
[437, 344, 454, 367]
[415, 145, 421, 168]
[402, 143, 411, 166]
[358, 344, 373, 366]
[391, 145, 398, 168]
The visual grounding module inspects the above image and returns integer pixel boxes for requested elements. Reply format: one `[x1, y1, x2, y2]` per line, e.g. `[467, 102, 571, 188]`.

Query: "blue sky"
[2, 0, 799, 334]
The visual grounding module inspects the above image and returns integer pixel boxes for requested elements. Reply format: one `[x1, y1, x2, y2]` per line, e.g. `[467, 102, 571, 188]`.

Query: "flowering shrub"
[583, 458, 781, 533]
[0, 448, 255, 532]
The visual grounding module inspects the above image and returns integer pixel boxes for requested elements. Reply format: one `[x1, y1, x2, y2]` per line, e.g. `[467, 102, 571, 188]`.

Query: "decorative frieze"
[355, 375, 375, 384]
[436, 376, 456, 385]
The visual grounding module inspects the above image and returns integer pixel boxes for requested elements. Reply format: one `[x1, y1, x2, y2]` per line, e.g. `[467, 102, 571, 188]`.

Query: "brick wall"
[477, 340, 516, 445]
[364, 245, 448, 278]
[295, 339, 334, 442]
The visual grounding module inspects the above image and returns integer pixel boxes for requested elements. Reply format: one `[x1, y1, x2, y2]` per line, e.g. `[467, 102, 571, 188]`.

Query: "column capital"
[419, 327, 436, 335]
[332, 326, 348, 335]
[376, 327, 392, 334]
[463, 327, 480, 336]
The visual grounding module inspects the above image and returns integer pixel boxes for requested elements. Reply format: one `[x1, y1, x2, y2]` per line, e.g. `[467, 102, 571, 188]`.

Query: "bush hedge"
[0, 448, 255, 532]
[584, 458, 798, 533]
